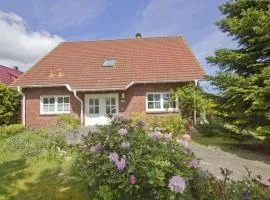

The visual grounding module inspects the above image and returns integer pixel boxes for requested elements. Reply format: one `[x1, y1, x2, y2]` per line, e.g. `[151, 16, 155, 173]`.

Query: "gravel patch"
[189, 142, 270, 185]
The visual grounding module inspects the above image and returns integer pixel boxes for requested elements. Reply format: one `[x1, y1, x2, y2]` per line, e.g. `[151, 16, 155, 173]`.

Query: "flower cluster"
[129, 175, 137, 185]
[188, 159, 199, 168]
[120, 141, 130, 149]
[90, 144, 102, 152]
[118, 128, 128, 136]
[168, 175, 186, 193]
[108, 152, 127, 171]
[148, 132, 162, 140]
[179, 139, 189, 148]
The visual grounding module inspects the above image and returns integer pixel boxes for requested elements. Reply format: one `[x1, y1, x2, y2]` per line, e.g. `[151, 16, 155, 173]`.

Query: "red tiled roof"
[0, 65, 22, 85]
[13, 36, 204, 90]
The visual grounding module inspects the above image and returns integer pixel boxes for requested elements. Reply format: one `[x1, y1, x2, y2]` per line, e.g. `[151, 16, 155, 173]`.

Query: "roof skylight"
[103, 59, 116, 67]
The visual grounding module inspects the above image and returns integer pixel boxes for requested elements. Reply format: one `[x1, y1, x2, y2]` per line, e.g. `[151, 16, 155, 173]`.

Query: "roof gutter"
[16, 86, 26, 126]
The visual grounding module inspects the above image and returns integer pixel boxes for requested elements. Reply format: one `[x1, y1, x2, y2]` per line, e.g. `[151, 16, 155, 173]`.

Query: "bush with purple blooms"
[77, 116, 198, 199]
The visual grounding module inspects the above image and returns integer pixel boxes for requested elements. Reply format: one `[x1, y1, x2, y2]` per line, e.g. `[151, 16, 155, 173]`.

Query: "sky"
[0, 0, 235, 90]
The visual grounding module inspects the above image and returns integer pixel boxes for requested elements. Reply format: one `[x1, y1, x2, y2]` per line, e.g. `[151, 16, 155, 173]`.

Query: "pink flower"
[118, 128, 128, 136]
[164, 133, 172, 140]
[129, 175, 136, 184]
[189, 159, 199, 168]
[90, 144, 102, 152]
[108, 152, 119, 163]
[148, 132, 162, 140]
[180, 139, 188, 148]
[116, 158, 127, 171]
[168, 176, 186, 193]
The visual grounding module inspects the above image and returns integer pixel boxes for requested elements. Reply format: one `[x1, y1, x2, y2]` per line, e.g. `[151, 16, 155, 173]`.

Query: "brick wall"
[23, 87, 81, 128]
[22, 83, 185, 128]
[120, 82, 183, 114]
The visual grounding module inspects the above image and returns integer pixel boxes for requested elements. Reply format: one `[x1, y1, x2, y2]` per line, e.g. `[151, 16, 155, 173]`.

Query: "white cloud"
[0, 11, 64, 71]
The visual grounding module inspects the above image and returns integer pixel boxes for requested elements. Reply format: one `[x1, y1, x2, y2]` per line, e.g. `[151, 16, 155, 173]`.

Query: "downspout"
[194, 80, 198, 125]
[17, 86, 26, 126]
[73, 90, 84, 126]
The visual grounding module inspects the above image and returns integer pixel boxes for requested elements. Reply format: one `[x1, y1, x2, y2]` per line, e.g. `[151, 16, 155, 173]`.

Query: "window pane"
[49, 97, 55, 104]
[106, 106, 111, 114]
[170, 101, 176, 108]
[95, 106, 99, 114]
[154, 94, 160, 101]
[106, 98, 110, 105]
[163, 100, 169, 108]
[163, 93, 169, 100]
[64, 97, 69, 103]
[57, 104, 63, 111]
[111, 98, 116, 105]
[89, 107, 94, 114]
[148, 102, 154, 109]
[111, 106, 116, 113]
[64, 104, 69, 111]
[148, 94, 153, 101]
[43, 105, 48, 112]
[49, 105, 55, 112]
[58, 97, 63, 103]
[89, 99, 93, 105]
[155, 102, 161, 109]
[95, 98, 99, 105]
[43, 98, 49, 104]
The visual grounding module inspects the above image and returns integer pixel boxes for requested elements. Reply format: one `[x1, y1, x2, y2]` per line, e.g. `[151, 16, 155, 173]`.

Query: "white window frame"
[146, 92, 178, 112]
[40, 95, 70, 115]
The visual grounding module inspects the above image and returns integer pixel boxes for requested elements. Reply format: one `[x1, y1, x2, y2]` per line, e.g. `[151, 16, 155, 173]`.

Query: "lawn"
[0, 126, 89, 200]
[191, 130, 270, 164]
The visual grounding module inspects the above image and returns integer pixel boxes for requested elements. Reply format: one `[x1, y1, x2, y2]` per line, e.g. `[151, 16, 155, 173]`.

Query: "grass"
[0, 128, 89, 200]
[191, 130, 270, 164]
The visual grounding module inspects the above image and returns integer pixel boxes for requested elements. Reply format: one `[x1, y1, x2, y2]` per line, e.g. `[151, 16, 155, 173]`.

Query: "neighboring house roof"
[0, 65, 22, 85]
[13, 36, 204, 90]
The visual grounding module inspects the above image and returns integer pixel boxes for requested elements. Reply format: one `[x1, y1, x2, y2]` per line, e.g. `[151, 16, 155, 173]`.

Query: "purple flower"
[180, 139, 188, 148]
[129, 175, 136, 184]
[148, 132, 162, 140]
[120, 141, 130, 149]
[108, 152, 119, 163]
[189, 159, 199, 168]
[168, 176, 186, 193]
[118, 128, 128, 136]
[90, 144, 102, 152]
[164, 133, 172, 140]
[137, 118, 144, 125]
[115, 158, 127, 171]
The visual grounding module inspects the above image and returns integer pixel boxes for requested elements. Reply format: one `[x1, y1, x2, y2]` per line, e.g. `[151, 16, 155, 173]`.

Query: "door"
[85, 93, 119, 125]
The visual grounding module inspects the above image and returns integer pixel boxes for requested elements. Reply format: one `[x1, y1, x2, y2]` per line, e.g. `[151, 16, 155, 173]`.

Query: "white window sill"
[146, 109, 178, 113]
[40, 111, 70, 115]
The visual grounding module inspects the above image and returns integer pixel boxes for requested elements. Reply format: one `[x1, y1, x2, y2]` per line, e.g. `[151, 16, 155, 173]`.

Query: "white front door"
[85, 93, 119, 125]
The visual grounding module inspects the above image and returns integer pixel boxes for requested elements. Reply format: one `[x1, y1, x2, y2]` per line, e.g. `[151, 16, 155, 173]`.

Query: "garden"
[0, 114, 269, 200]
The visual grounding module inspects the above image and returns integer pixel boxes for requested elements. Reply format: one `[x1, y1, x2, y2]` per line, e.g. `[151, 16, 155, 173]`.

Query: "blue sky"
[0, 0, 235, 89]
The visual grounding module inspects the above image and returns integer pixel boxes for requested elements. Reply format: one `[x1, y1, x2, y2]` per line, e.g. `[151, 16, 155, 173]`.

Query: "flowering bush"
[78, 116, 198, 199]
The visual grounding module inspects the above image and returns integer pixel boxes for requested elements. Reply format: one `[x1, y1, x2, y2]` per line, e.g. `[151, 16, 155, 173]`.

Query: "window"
[105, 96, 116, 114]
[102, 59, 117, 67]
[146, 92, 177, 112]
[41, 96, 70, 114]
[89, 98, 99, 114]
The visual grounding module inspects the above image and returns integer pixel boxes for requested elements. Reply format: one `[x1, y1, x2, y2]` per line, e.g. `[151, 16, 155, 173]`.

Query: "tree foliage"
[206, 0, 270, 138]
[0, 84, 21, 125]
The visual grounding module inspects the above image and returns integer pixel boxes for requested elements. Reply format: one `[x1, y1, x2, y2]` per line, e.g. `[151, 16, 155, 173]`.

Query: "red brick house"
[12, 36, 204, 128]
[0, 65, 22, 85]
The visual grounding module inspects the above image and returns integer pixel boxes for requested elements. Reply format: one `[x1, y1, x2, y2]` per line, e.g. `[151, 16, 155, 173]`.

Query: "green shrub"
[131, 113, 185, 137]
[0, 83, 21, 125]
[162, 114, 186, 138]
[56, 114, 80, 130]
[0, 124, 26, 139]
[78, 115, 197, 199]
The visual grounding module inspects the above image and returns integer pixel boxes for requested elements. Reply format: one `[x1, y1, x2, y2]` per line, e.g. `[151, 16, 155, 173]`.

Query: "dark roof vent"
[136, 33, 142, 38]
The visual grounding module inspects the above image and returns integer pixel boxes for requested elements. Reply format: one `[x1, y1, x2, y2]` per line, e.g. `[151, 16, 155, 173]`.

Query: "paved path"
[189, 142, 270, 185]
